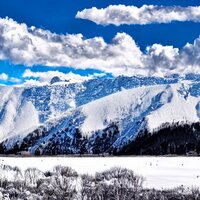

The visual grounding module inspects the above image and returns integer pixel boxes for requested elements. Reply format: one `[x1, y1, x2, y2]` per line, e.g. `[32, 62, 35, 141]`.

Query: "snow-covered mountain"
[0, 74, 199, 155]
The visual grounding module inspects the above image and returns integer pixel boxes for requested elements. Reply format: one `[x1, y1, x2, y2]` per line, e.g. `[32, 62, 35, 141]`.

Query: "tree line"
[0, 164, 199, 199]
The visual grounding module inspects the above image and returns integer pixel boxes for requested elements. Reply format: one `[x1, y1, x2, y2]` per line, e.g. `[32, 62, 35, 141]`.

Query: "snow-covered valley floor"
[0, 156, 200, 189]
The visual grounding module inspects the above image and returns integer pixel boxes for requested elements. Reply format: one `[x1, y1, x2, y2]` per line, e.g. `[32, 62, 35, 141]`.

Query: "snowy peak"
[146, 84, 199, 131]
[80, 84, 171, 135]
[50, 76, 63, 84]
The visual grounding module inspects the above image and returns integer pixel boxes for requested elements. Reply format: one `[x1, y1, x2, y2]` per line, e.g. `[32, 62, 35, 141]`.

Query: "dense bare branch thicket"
[0, 164, 199, 200]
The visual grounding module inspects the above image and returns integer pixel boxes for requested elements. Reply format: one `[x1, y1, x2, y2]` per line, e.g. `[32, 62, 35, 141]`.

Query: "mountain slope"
[80, 83, 199, 148]
[0, 75, 199, 155]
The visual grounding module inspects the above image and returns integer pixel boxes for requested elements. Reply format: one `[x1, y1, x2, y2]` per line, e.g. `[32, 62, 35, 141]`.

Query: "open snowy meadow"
[0, 156, 200, 190]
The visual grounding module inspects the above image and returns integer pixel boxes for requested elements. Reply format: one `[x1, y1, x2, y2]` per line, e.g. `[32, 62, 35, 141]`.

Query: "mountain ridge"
[0, 74, 199, 155]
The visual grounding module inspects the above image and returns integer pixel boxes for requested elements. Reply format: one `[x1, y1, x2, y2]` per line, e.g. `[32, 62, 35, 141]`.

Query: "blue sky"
[0, 0, 199, 85]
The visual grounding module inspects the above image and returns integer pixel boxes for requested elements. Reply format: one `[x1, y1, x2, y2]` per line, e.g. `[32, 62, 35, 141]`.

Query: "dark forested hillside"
[1, 121, 200, 156]
[117, 122, 200, 155]
[0, 122, 120, 155]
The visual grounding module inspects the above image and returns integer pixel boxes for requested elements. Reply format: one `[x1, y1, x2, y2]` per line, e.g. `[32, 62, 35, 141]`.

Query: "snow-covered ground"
[0, 156, 200, 189]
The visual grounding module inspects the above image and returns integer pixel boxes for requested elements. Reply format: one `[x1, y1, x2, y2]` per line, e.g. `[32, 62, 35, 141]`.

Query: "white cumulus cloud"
[9, 77, 21, 84]
[76, 5, 200, 25]
[0, 73, 22, 84]
[0, 73, 8, 81]
[22, 69, 105, 85]
[0, 17, 143, 76]
[0, 17, 200, 77]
